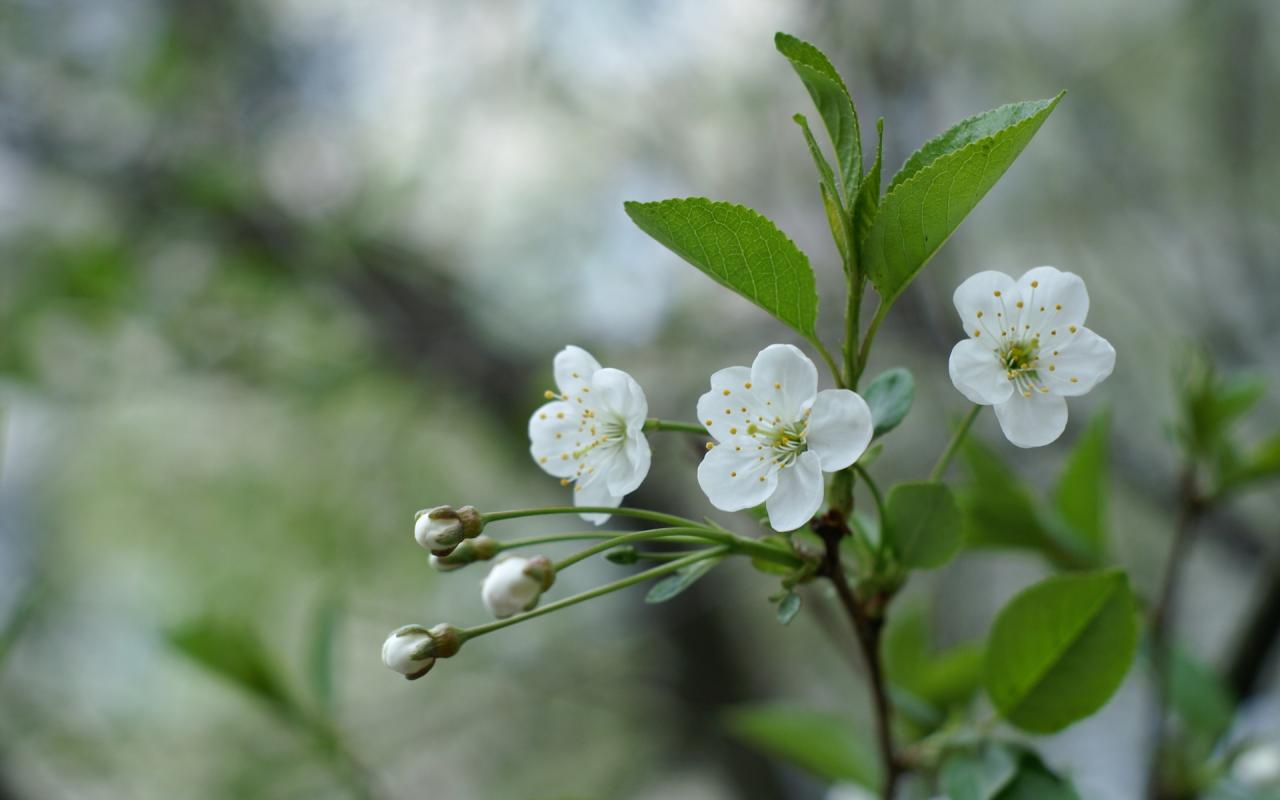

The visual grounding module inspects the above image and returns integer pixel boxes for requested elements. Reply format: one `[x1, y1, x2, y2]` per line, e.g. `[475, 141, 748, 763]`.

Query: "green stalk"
[554, 527, 723, 570]
[854, 300, 890, 385]
[644, 419, 709, 435]
[928, 405, 983, 482]
[495, 532, 708, 551]
[459, 546, 732, 640]
[482, 506, 702, 530]
[853, 463, 886, 523]
[552, 526, 801, 571]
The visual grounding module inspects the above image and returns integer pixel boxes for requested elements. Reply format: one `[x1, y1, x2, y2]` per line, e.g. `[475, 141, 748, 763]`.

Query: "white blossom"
[1234, 742, 1280, 788]
[696, 344, 873, 532]
[948, 266, 1115, 448]
[529, 346, 651, 525]
[381, 625, 435, 680]
[481, 555, 554, 619]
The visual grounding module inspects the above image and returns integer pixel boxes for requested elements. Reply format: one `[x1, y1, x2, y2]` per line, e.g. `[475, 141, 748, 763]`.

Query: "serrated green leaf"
[775, 33, 861, 200]
[776, 591, 802, 625]
[984, 570, 1138, 734]
[725, 705, 880, 787]
[624, 198, 819, 337]
[863, 94, 1062, 305]
[853, 117, 885, 253]
[167, 618, 296, 715]
[885, 481, 962, 569]
[1050, 413, 1110, 560]
[863, 367, 914, 437]
[645, 555, 725, 603]
[940, 743, 1019, 800]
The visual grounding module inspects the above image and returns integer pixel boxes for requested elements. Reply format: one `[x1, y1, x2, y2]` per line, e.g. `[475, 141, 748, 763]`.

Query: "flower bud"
[381, 623, 464, 680]
[414, 505, 484, 555]
[1234, 742, 1280, 788]
[429, 535, 499, 572]
[481, 555, 555, 619]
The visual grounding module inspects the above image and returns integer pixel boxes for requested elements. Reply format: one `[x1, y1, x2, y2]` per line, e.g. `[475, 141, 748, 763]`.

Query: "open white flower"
[948, 266, 1115, 448]
[696, 344, 873, 532]
[529, 346, 651, 525]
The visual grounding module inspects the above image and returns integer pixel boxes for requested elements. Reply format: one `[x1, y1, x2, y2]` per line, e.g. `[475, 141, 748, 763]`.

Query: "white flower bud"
[380, 623, 463, 681]
[1235, 742, 1280, 788]
[429, 536, 498, 571]
[381, 625, 436, 680]
[481, 555, 555, 619]
[413, 505, 483, 555]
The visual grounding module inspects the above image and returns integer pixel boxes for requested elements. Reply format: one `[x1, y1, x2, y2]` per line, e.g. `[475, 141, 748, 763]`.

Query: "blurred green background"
[1, 1, 1277, 798]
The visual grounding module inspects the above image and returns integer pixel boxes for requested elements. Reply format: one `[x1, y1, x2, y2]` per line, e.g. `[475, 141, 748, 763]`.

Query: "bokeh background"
[1, 1, 1278, 798]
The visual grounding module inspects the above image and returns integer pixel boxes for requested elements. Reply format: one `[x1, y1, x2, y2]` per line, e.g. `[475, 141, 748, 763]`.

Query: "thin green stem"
[810, 337, 846, 388]
[483, 506, 702, 530]
[460, 546, 732, 640]
[495, 532, 708, 551]
[853, 463, 886, 523]
[643, 418, 709, 435]
[554, 527, 719, 571]
[854, 300, 890, 385]
[844, 263, 864, 388]
[928, 405, 982, 482]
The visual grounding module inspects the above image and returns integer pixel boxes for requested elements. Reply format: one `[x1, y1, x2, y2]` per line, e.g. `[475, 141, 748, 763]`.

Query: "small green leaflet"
[984, 570, 1138, 733]
[940, 743, 1018, 800]
[725, 705, 880, 787]
[852, 118, 885, 253]
[776, 591, 801, 625]
[645, 554, 725, 603]
[775, 33, 862, 201]
[624, 198, 819, 338]
[885, 481, 962, 570]
[862, 94, 1063, 306]
[862, 366, 914, 437]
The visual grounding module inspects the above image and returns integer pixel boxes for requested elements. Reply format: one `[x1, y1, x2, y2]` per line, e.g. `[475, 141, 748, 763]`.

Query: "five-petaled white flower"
[948, 266, 1115, 448]
[696, 344, 873, 532]
[529, 346, 651, 525]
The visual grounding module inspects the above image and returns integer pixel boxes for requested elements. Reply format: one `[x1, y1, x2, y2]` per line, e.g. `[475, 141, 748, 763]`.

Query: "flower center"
[748, 416, 809, 468]
[999, 337, 1046, 398]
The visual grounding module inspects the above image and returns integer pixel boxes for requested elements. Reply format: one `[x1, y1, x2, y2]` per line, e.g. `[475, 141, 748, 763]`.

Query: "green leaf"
[863, 367, 915, 437]
[1050, 413, 1110, 560]
[725, 705, 879, 787]
[984, 570, 1139, 734]
[852, 118, 885, 252]
[995, 752, 1080, 800]
[645, 555, 725, 603]
[863, 94, 1063, 305]
[1167, 647, 1234, 745]
[306, 593, 342, 715]
[959, 438, 1095, 570]
[940, 743, 1019, 800]
[794, 113, 842, 210]
[885, 481, 963, 569]
[776, 591, 802, 625]
[884, 604, 984, 709]
[167, 618, 296, 715]
[1221, 432, 1280, 493]
[775, 33, 861, 200]
[624, 198, 819, 337]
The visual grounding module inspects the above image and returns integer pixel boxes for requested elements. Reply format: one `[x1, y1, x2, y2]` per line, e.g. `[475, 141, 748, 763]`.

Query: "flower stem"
[853, 299, 890, 385]
[482, 506, 702, 530]
[495, 531, 708, 551]
[553, 527, 725, 571]
[810, 336, 847, 389]
[552, 526, 802, 571]
[643, 418, 709, 435]
[853, 463, 886, 523]
[928, 405, 982, 482]
[458, 546, 732, 640]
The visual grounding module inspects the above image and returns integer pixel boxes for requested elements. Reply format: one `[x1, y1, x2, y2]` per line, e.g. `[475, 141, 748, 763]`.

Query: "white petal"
[1041, 326, 1115, 397]
[696, 365, 770, 442]
[606, 431, 651, 496]
[948, 339, 1014, 406]
[993, 391, 1068, 448]
[697, 436, 778, 511]
[573, 477, 622, 526]
[953, 270, 1017, 337]
[806, 389, 873, 471]
[591, 367, 648, 423]
[528, 400, 582, 477]
[1015, 266, 1089, 338]
[765, 451, 824, 531]
[553, 345, 602, 398]
[750, 344, 819, 420]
